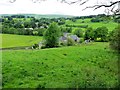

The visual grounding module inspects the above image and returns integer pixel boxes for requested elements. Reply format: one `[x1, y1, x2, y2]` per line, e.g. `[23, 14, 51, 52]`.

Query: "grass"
[2, 42, 119, 88]
[65, 19, 118, 31]
[0, 34, 42, 48]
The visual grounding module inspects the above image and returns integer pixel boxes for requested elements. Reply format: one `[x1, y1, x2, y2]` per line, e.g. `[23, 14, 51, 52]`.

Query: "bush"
[67, 37, 75, 46]
[32, 44, 39, 49]
[33, 31, 38, 36]
[60, 41, 67, 46]
[41, 45, 46, 49]
[79, 38, 84, 43]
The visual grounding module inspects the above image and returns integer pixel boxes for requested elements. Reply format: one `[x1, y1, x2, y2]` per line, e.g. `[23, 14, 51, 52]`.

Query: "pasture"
[65, 19, 118, 31]
[0, 34, 42, 48]
[2, 42, 119, 88]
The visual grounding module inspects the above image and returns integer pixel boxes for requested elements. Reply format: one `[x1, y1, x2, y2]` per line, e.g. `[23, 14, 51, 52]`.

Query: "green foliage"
[24, 21, 31, 28]
[30, 21, 36, 29]
[32, 43, 39, 49]
[58, 19, 65, 25]
[91, 17, 103, 22]
[44, 22, 61, 48]
[67, 37, 75, 46]
[84, 27, 94, 40]
[108, 30, 116, 41]
[94, 26, 108, 42]
[109, 26, 120, 51]
[32, 31, 38, 36]
[73, 28, 83, 38]
[24, 29, 33, 35]
[79, 38, 84, 43]
[60, 26, 66, 34]
[66, 27, 72, 33]
[66, 24, 88, 28]
[14, 22, 24, 28]
[37, 28, 46, 36]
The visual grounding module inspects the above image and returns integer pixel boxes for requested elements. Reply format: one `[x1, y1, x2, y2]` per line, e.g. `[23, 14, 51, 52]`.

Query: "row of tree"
[43, 22, 120, 52]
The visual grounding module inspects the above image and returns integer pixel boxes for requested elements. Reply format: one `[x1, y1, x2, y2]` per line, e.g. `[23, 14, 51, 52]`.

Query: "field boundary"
[0, 46, 32, 50]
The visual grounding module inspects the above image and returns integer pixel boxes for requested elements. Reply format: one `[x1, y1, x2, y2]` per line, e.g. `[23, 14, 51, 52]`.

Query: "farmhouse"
[59, 33, 80, 43]
[69, 35, 80, 42]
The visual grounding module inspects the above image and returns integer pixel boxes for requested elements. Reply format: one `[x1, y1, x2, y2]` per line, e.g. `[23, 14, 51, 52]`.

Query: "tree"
[24, 21, 31, 28]
[84, 27, 94, 40]
[109, 26, 120, 51]
[94, 26, 108, 42]
[43, 22, 61, 48]
[73, 28, 83, 38]
[14, 21, 24, 28]
[37, 28, 46, 36]
[24, 29, 33, 35]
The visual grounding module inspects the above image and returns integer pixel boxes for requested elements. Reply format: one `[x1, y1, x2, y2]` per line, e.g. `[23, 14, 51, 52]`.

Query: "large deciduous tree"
[43, 22, 61, 48]
[84, 27, 94, 40]
[94, 26, 108, 42]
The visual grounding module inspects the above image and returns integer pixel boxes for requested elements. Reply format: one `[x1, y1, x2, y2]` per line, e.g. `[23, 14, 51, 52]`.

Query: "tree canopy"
[44, 22, 61, 48]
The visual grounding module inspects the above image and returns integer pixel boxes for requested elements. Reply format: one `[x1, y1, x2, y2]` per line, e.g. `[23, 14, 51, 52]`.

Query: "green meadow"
[0, 34, 42, 48]
[1, 15, 119, 88]
[2, 42, 119, 88]
[65, 19, 118, 31]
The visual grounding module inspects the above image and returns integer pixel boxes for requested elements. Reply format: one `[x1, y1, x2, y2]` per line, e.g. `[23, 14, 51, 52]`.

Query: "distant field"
[65, 19, 118, 31]
[2, 42, 119, 88]
[0, 34, 42, 48]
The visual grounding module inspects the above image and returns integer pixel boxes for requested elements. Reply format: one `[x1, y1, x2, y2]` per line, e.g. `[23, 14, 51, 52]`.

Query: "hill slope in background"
[0, 14, 74, 18]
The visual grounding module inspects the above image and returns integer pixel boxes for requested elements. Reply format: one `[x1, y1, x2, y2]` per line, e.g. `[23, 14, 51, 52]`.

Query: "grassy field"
[2, 42, 119, 88]
[65, 19, 118, 31]
[0, 34, 42, 48]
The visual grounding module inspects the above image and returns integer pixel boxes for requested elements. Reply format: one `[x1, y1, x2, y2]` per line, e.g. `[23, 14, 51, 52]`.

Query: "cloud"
[0, 0, 106, 16]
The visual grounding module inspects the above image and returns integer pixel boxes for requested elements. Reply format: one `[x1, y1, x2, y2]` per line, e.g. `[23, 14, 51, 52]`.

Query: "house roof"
[59, 33, 80, 42]
[59, 36, 67, 41]
[69, 35, 79, 40]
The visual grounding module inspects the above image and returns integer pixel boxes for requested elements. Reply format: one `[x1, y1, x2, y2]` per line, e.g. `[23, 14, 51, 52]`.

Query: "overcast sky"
[0, 0, 118, 16]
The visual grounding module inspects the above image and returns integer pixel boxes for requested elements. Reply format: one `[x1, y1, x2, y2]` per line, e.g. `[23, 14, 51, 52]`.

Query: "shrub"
[79, 38, 84, 43]
[32, 44, 39, 49]
[67, 37, 75, 46]
[33, 31, 38, 36]
[60, 41, 67, 46]
[41, 45, 46, 49]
